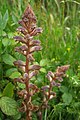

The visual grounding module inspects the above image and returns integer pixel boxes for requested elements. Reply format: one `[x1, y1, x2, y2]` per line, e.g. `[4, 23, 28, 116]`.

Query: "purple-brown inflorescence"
[38, 65, 70, 119]
[13, 4, 69, 120]
[44, 65, 70, 101]
[14, 4, 42, 120]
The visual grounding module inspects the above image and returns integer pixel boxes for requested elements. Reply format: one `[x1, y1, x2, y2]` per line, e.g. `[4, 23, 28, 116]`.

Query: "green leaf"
[0, 30, 6, 37]
[0, 92, 2, 97]
[40, 68, 46, 73]
[3, 10, 9, 30]
[62, 93, 72, 105]
[60, 86, 68, 93]
[0, 80, 9, 89]
[40, 59, 49, 66]
[0, 41, 2, 56]
[2, 38, 11, 46]
[9, 71, 21, 79]
[8, 32, 14, 39]
[2, 53, 16, 66]
[0, 12, 2, 30]
[12, 112, 21, 120]
[0, 97, 18, 116]
[0, 12, 2, 22]
[6, 68, 17, 77]
[3, 82, 14, 98]
[35, 75, 44, 87]
[17, 82, 25, 89]
[12, 15, 18, 24]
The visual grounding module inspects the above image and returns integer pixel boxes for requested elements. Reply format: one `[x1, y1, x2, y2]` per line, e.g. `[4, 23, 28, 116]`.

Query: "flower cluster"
[14, 4, 42, 120]
[37, 65, 70, 119]
[44, 65, 70, 101]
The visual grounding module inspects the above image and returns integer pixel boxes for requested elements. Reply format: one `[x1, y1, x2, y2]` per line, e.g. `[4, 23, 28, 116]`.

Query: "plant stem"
[25, 39, 31, 120]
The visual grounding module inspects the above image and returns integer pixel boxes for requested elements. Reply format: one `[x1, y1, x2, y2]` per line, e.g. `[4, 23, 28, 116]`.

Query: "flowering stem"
[25, 39, 32, 120]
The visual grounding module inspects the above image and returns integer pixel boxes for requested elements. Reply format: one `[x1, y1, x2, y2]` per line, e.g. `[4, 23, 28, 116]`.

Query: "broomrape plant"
[13, 4, 69, 120]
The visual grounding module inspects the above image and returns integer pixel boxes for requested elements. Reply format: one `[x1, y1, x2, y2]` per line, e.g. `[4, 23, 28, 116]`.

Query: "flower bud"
[23, 4, 37, 23]
[30, 27, 43, 36]
[51, 81, 61, 87]
[17, 90, 27, 98]
[48, 71, 55, 78]
[27, 54, 35, 61]
[46, 74, 52, 82]
[29, 65, 41, 71]
[15, 48, 27, 56]
[56, 65, 70, 73]
[55, 72, 64, 77]
[22, 17, 28, 22]
[29, 84, 39, 94]
[51, 81, 56, 86]
[19, 45, 28, 51]
[56, 83, 61, 87]
[56, 77, 63, 82]
[49, 92, 56, 99]
[14, 78, 24, 83]
[17, 26, 28, 35]
[18, 20, 27, 28]
[14, 36, 27, 44]
[29, 40, 41, 46]
[24, 34, 33, 40]
[29, 71, 38, 79]
[23, 73, 29, 80]
[41, 85, 49, 91]
[13, 60, 25, 67]
[30, 24, 36, 30]
[30, 46, 42, 53]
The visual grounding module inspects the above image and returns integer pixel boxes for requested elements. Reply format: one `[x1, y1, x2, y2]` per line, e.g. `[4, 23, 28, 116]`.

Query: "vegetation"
[0, 0, 80, 120]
